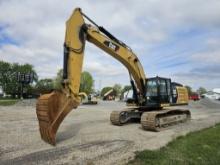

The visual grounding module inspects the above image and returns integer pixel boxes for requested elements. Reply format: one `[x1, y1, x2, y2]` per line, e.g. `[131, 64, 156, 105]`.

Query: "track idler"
[36, 91, 79, 145]
[110, 109, 141, 125]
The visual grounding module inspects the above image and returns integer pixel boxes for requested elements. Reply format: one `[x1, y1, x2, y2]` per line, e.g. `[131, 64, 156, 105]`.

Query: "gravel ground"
[0, 98, 220, 165]
[14, 99, 36, 107]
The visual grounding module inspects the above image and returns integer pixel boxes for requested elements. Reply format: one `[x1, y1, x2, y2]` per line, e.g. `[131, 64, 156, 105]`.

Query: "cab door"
[158, 78, 172, 104]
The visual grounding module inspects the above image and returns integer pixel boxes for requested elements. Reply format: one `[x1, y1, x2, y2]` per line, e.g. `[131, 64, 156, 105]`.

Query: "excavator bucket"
[36, 91, 79, 145]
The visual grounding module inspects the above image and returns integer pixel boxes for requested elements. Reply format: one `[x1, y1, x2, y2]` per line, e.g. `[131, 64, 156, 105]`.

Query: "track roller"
[141, 109, 191, 131]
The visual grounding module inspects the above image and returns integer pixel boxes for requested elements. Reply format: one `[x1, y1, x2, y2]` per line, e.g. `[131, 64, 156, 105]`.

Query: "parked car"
[189, 93, 200, 101]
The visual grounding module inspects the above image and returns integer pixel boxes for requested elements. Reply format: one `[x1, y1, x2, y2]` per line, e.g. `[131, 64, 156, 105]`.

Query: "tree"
[0, 61, 11, 94]
[0, 61, 38, 97]
[101, 87, 113, 96]
[79, 71, 94, 94]
[35, 79, 54, 94]
[122, 85, 132, 93]
[53, 70, 94, 94]
[113, 84, 122, 96]
[185, 85, 193, 95]
[53, 69, 63, 90]
[197, 87, 207, 95]
[120, 85, 132, 100]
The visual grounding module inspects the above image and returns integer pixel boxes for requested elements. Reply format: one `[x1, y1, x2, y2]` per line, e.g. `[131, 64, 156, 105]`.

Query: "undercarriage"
[110, 108, 191, 131]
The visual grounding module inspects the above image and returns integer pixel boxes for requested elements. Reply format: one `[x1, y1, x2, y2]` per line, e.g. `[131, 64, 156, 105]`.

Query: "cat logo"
[104, 41, 119, 51]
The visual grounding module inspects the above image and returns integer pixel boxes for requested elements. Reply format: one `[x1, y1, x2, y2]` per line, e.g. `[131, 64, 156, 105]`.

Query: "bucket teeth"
[39, 127, 55, 145]
[36, 91, 79, 145]
[36, 92, 55, 145]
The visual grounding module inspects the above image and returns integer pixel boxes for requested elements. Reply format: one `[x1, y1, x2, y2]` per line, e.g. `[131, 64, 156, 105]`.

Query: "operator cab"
[127, 76, 184, 108]
[145, 76, 172, 108]
[145, 76, 185, 108]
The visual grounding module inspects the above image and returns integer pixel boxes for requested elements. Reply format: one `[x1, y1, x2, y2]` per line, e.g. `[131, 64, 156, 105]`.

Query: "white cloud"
[191, 37, 220, 64]
[0, 0, 220, 89]
[192, 50, 220, 64]
[84, 60, 127, 77]
[173, 65, 220, 90]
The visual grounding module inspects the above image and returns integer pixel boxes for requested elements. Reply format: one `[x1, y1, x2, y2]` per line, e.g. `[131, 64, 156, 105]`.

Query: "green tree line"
[0, 60, 38, 98]
[1, 60, 208, 99]
[0, 61, 95, 98]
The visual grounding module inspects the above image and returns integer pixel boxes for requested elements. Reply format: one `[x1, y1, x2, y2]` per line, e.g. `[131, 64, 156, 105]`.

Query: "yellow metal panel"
[65, 8, 85, 97]
[176, 87, 189, 104]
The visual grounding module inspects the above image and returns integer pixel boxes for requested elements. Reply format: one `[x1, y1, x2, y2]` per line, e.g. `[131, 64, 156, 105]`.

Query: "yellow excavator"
[36, 8, 190, 145]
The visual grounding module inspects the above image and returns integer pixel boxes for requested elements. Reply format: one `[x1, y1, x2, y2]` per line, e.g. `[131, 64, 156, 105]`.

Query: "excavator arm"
[36, 8, 146, 145]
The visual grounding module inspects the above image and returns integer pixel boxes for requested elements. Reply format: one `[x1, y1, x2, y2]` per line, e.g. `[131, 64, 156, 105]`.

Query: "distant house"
[202, 88, 220, 100]
[103, 89, 116, 100]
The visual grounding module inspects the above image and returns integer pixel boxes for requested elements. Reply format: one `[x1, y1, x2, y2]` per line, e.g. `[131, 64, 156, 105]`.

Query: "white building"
[123, 89, 133, 101]
[213, 88, 220, 94]
[202, 88, 220, 100]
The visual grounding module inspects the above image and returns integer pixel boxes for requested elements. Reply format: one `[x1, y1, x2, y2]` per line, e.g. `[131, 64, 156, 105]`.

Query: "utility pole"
[17, 72, 34, 100]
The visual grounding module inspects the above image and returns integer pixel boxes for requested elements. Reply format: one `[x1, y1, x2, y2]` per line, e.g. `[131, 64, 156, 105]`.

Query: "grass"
[0, 99, 18, 106]
[129, 124, 220, 165]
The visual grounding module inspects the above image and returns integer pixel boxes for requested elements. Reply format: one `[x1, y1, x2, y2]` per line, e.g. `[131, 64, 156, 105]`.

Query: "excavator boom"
[36, 8, 146, 145]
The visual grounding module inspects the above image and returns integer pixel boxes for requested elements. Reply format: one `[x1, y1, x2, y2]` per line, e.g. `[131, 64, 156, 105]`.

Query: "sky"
[0, 0, 220, 91]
